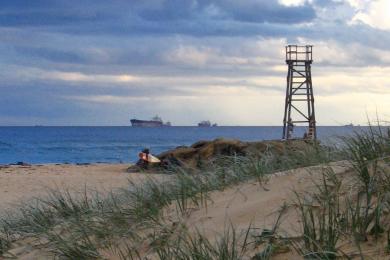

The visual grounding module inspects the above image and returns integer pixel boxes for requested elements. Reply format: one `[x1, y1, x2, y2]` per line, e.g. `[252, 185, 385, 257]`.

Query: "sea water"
[0, 126, 360, 164]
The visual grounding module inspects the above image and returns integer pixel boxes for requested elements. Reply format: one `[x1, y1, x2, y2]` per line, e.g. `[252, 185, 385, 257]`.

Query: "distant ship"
[344, 123, 354, 127]
[130, 116, 171, 127]
[198, 120, 218, 127]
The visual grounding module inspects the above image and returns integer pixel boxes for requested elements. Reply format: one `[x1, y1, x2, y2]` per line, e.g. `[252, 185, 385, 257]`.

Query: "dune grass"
[292, 168, 342, 259]
[342, 124, 390, 242]
[288, 125, 390, 259]
[152, 223, 251, 260]
[0, 138, 361, 258]
[142, 126, 390, 260]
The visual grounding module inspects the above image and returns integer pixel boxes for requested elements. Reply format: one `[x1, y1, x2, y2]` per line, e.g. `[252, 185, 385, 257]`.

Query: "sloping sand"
[4, 161, 388, 259]
[0, 163, 157, 212]
[181, 161, 352, 237]
[164, 161, 355, 259]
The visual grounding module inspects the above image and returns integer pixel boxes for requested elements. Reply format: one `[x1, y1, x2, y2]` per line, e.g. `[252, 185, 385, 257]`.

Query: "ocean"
[0, 126, 360, 164]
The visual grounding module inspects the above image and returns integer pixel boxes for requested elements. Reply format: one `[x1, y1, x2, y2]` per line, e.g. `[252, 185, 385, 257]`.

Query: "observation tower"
[282, 45, 316, 140]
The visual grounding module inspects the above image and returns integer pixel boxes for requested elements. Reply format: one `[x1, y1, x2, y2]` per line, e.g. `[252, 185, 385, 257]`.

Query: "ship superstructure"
[198, 120, 217, 127]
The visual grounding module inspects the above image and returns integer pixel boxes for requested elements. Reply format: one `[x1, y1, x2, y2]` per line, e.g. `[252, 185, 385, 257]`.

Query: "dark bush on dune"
[128, 138, 319, 172]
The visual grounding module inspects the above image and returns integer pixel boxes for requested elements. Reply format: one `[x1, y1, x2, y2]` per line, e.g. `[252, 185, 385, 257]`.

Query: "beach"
[0, 160, 370, 259]
[0, 163, 164, 212]
[0, 160, 348, 214]
[0, 161, 347, 253]
[0, 132, 389, 259]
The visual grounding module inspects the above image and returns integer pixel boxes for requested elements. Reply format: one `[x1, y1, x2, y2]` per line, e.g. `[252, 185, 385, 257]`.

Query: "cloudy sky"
[0, 0, 389, 126]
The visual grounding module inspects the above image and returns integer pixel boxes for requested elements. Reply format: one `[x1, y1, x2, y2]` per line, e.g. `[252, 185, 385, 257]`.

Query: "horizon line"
[0, 124, 370, 127]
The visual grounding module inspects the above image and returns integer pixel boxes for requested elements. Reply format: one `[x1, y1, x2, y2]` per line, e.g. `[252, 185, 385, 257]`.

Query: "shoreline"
[1, 162, 132, 167]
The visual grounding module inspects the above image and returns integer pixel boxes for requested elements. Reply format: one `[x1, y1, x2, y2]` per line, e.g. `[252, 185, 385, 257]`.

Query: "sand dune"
[2, 160, 389, 259]
[159, 161, 355, 259]
[180, 162, 352, 237]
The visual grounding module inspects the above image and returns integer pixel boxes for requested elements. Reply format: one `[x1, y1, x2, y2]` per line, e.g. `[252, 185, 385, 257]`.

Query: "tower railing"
[285, 45, 313, 62]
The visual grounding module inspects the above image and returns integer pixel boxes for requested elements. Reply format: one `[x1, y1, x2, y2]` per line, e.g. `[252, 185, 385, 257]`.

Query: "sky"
[0, 0, 389, 126]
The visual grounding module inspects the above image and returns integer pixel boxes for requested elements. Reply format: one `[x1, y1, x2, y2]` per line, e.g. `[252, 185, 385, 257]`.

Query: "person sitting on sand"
[137, 148, 150, 169]
[136, 148, 161, 170]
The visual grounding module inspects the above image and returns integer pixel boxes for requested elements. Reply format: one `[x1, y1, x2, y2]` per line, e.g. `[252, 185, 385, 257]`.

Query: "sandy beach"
[1, 157, 389, 259]
[0, 163, 161, 212]
[0, 162, 347, 259]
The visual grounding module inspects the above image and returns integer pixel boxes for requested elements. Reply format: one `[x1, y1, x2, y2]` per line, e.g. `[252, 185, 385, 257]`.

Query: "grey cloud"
[0, 0, 316, 36]
[14, 47, 86, 64]
[0, 0, 389, 125]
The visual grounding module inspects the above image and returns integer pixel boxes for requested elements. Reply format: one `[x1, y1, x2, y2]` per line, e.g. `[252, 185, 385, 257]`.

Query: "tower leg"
[282, 59, 316, 140]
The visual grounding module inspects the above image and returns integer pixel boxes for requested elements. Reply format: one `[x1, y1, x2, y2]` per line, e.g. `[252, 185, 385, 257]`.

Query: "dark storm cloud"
[0, 0, 316, 35]
[0, 11, 106, 27]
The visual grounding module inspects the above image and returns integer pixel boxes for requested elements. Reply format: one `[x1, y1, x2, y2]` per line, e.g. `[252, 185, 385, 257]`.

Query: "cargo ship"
[130, 116, 171, 127]
[198, 120, 217, 127]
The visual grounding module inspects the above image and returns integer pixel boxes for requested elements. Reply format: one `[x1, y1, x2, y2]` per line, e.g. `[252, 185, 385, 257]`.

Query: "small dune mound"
[128, 138, 314, 172]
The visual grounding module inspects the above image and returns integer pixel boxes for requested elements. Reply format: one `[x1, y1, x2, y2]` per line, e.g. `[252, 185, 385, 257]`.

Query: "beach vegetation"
[0, 128, 388, 258]
[288, 124, 390, 258]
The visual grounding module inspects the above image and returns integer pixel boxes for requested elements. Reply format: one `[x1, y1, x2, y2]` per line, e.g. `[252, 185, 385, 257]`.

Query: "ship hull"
[130, 119, 168, 127]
